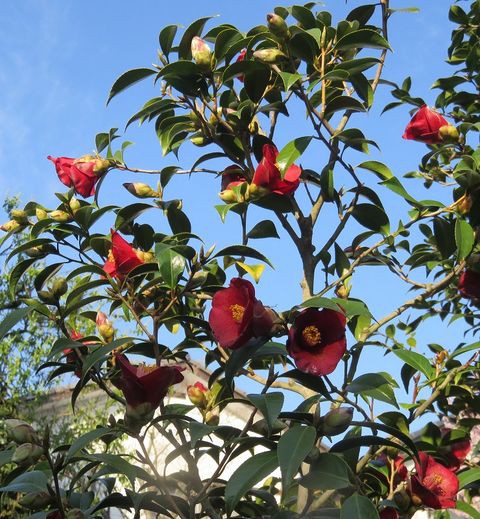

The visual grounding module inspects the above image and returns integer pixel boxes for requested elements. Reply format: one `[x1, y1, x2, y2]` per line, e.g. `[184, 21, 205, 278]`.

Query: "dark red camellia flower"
[379, 508, 399, 519]
[410, 452, 459, 509]
[112, 354, 184, 410]
[252, 144, 301, 195]
[402, 105, 449, 144]
[236, 48, 247, 82]
[221, 165, 247, 191]
[442, 430, 471, 471]
[103, 229, 145, 279]
[47, 155, 109, 198]
[287, 308, 346, 376]
[458, 269, 480, 301]
[208, 278, 274, 349]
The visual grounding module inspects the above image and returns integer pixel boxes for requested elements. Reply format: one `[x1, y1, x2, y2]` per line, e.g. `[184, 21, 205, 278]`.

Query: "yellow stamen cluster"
[302, 325, 321, 347]
[230, 304, 246, 323]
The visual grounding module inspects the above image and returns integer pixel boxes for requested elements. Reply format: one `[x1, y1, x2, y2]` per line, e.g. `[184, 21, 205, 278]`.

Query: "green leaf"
[300, 453, 352, 490]
[107, 68, 156, 105]
[276, 136, 312, 177]
[280, 369, 331, 400]
[247, 392, 284, 434]
[155, 244, 186, 289]
[236, 262, 265, 283]
[278, 425, 316, 490]
[351, 203, 390, 234]
[347, 373, 398, 408]
[456, 500, 480, 519]
[324, 96, 366, 118]
[278, 72, 303, 92]
[335, 29, 391, 51]
[87, 453, 151, 487]
[247, 220, 280, 239]
[0, 307, 31, 341]
[393, 350, 434, 379]
[244, 64, 271, 103]
[380, 177, 419, 205]
[66, 427, 120, 461]
[458, 468, 480, 489]
[341, 493, 379, 519]
[225, 450, 278, 516]
[455, 219, 475, 260]
[159, 25, 178, 56]
[178, 16, 214, 60]
[215, 28, 243, 61]
[213, 245, 273, 268]
[0, 471, 48, 493]
[357, 160, 393, 180]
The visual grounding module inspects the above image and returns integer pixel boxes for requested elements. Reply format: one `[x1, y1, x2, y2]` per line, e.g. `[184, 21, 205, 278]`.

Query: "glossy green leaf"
[357, 160, 393, 180]
[347, 373, 398, 407]
[247, 392, 284, 434]
[107, 68, 156, 105]
[213, 245, 273, 268]
[178, 16, 214, 59]
[341, 493, 379, 519]
[225, 450, 278, 516]
[0, 307, 31, 341]
[351, 203, 390, 234]
[247, 220, 280, 239]
[393, 350, 434, 379]
[458, 468, 480, 489]
[66, 427, 120, 461]
[159, 25, 178, 56]
[324, 96, 366, 117]
[278, 72, 303, 92]
[278, 425, 316, 490]
[155, 244, 186, 288]
[456, 500, 480, 519]
[276, 136, 312, 177]
[300, 453, 352, 490]
[335, 29, 391, 51]
[0, 471, 48, 493]
[455, 218, 475, 260]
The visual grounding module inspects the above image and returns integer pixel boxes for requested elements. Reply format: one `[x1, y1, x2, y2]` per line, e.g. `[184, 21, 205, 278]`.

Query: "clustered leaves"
[0, 1, 479, 518]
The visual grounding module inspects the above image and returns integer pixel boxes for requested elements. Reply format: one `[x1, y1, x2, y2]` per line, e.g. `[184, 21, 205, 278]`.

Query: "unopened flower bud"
[191, 36, 212, 71]
[247, 183, 270, 200]
[52, 278, 68, 298]
[204, 409, 219, 426]
[66, 509, 86, 519]
[0, 220, 22, 233]
[438, 125, 459, 142]
[456, 194, 473, 215]
[18, 491, 53, 510]
[49, 210, 72, 222]
[187, 382, 208, 408]
[93, 158, 112, 173]
[11, 209, 29, 224]
[190, 133, 209, 147]
[335, 283, 351, 299]
[219, 189, 241, 204]
[123, 183, 159, 198]
[38, 290, 58, 304]
[318, 407, 353, 436]
[5, 419, 39, 444]
[253, 48, 286, 64]
[36, 207, 48, 220]
[12, 443, 44, 466]
[266, 13, 289, 38]
[124, 402, 154, 432]
[69, 197, 81, 213]
[96, 312, 114, 342]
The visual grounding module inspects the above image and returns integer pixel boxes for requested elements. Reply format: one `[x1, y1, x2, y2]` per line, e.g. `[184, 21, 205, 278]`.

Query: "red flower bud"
[187, 381, 208, 407]
[252, 144, 301, 196]
[236, 49, 247, 82]
[402, 105, 450, 145]
[287, 308, 347, 376]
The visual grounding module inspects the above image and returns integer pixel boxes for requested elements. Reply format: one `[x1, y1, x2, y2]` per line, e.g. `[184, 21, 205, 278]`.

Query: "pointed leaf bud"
[49, 210, 72, 222]
[253, 48, 286, 64]
[191, 36, 212, 71]
[123, 182, 159, 198]
[5, 419, 39, 445]
[12, 443, 44, 466]
[318, 407, 353, 436]
[266, 13, 289, 38]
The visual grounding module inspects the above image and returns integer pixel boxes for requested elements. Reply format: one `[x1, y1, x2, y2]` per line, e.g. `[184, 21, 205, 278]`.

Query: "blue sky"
[0, 1, 467, 412]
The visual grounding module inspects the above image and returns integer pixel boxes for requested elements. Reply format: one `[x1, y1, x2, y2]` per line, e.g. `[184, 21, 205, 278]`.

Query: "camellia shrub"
[1, 1, 479, 518]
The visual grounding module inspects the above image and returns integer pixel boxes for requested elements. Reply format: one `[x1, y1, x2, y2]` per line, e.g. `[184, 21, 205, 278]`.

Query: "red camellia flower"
[410, 452, 459, 509]
[377, 453, 408, 486]
[208, 278, 275, 349]
[112, 354, 184, 410]
[221, 165, 247, 191]
[252, 144, 301, 196]
[236, 48, 247, 82]
[379, 508, 399, 519]
[103, 230, 145, 279]
[442, 430, 471, 471]
[63, 330, 98, 378]
[402, 105, 450, 144]
[287, 308, 346, 376]
[47, 155, 110, 198]
[458, 269, 480, 301]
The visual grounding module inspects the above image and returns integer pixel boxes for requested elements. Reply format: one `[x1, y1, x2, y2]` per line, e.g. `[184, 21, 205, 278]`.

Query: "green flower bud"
[52, 278, 68, 298]
[0, 220, 22, 233]
[11, 209, 29, 224]
[190, 133, 210, 147]
[18, 491, 52, 510]
[318, 407, 353, 436]
[253, 48, 286, 64]
[69, 197, 82, 213]
[191, 36, 212, 71]
[438, 124, 459, 142]
[49, 210, 72, 223]
[35, 207, 48, 220]
[5, 419, 39, 444]
[266, 13, 289, 39]
[38, 290, 58, 305]
[12, 443, 44, 466]
[123, 182, 160, 198]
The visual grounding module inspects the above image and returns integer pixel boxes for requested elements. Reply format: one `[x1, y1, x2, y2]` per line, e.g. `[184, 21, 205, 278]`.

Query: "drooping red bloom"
[410, 452, 459, 509]
[442, 430, 471, 471]
[458, 269, 480, 301]
[236, 48, 247, 82]
[402, 105, 450, 144]
[252, 144, 301, 195]
[112, 354, 184, 410]
[287, 308, 346, 376]
[103, 230, 145, 279]
[379, 508, 399, 519]
[208, 278, 275, 349]
[47, 155, 109, 198]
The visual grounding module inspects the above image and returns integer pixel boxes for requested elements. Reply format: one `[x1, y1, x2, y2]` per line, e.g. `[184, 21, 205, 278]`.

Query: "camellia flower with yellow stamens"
[208, 277, 275, 350]
[103, 229, 147, 280]
[287, 307, 346, 376]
